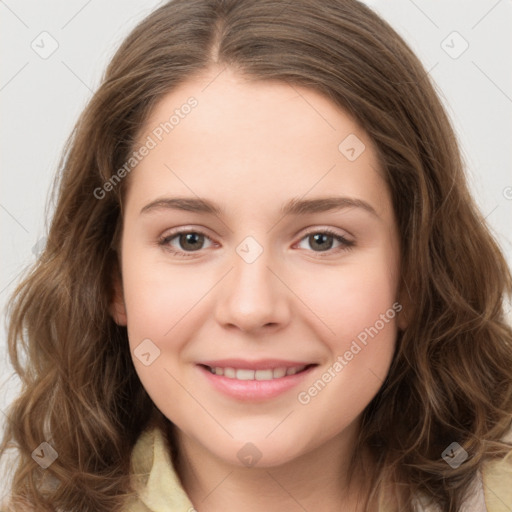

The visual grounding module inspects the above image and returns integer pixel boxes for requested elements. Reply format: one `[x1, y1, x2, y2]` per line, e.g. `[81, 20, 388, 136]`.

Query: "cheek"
[293, 274, 398, 444]
[291, 250, 399, 434]
[296, 252, 399, 348]
[121, 248, 205, 348]
[120, 251, 202, 417]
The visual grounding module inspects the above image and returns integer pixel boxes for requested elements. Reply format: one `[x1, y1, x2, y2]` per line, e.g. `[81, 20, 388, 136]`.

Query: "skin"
[111, 66, 405, 512]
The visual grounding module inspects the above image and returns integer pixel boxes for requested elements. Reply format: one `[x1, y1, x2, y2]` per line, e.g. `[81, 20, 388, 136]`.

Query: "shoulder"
[482, 449, 512, 512]
[384, 451, 512, 512]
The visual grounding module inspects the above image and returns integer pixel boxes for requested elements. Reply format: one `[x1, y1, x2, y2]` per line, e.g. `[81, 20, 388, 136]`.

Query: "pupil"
[181, 233, 203, 251]
[311, 233, 333, 251]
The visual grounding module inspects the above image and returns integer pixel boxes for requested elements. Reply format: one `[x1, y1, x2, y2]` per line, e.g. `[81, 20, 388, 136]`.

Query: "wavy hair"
[1, 0, 511, 510]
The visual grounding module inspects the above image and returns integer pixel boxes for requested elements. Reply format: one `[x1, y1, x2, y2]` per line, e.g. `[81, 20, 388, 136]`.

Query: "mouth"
[196, 360, 318, 401]
[200, 363, 316, 381]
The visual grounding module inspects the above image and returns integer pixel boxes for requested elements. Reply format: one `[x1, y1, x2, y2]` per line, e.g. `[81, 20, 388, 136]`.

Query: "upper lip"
[198, 359, 316, 370]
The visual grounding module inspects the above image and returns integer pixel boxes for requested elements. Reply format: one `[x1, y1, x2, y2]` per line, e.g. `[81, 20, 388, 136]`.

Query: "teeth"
[209, 365, 307, 380]
[236, 369, 255, 380]
[224, 367, 236, 378]
[273, 367, 287, 378]
[255, 369, 273, 380]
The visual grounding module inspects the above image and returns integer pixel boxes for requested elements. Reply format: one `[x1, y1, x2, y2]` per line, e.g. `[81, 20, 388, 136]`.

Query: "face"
[112, 67, 403, 468]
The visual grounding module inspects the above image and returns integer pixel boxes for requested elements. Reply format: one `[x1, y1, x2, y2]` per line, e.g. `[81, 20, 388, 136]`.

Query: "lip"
[198, 359, 313, 370]
[196, 361, 317, 401]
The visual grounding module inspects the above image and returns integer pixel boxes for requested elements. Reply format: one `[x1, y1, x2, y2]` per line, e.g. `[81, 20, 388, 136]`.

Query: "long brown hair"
[2, 1, 511, 510]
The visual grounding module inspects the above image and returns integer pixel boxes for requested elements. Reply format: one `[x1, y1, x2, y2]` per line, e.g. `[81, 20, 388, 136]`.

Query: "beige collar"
[129, 426, 195, 511]
[127, 425, 512, 512]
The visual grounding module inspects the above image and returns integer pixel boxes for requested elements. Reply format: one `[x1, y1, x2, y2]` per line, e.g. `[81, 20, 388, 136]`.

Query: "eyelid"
[293, 226, 354, 256]
[296, 225, 354, 243]
[158, 227, 217, 258]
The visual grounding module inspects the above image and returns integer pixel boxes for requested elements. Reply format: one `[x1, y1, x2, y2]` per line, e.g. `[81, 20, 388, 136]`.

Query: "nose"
[214, 242, 291, 334]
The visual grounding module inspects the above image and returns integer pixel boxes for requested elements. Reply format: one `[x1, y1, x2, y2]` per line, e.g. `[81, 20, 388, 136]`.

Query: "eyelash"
[158, 228, 354, 259]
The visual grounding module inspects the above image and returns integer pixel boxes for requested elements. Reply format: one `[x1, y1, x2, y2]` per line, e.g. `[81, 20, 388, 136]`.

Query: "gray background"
[1, 0, 511, 498]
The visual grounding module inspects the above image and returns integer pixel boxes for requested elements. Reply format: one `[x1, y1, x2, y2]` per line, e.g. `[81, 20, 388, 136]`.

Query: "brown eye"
[308, 233, 335, 251]
[296, 229, 354, 254]
[159, 230, 214, 257]
[177, 232, 205, 251]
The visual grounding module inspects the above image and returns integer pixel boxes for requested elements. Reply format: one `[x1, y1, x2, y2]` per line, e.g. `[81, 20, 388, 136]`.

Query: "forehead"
[139, 68, 369, 157]
[125, 67, 391, 221]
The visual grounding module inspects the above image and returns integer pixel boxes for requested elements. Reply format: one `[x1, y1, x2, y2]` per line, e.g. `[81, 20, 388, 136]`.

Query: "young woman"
[1, 1, 511, 511]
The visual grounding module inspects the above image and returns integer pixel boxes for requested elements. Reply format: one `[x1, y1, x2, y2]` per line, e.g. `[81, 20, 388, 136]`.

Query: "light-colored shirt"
[124, 426, 512, 511]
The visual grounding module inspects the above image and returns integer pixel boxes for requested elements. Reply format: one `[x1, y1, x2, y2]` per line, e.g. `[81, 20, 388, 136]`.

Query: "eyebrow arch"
[139, 196, 379, 218]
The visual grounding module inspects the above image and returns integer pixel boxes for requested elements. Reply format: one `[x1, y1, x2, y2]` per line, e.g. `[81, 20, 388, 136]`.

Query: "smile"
[197, 361, 318, 401]
[206, 364, 310, 380]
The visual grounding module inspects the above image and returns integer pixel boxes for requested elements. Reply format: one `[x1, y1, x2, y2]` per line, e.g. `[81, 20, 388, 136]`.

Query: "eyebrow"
[139, 196, 379, 218]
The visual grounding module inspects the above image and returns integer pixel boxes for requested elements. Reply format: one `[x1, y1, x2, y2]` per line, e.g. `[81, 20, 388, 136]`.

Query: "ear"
[396, 303, 409, 331]
[396, 282, 411, 331]
[110, 269, 127, 326]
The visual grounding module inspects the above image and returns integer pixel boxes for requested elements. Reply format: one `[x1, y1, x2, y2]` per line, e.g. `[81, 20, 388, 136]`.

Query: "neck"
[173, 421, 377, 512]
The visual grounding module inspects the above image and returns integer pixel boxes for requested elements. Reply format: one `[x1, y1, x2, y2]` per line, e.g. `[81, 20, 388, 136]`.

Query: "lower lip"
[197, 365, 316, 401]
